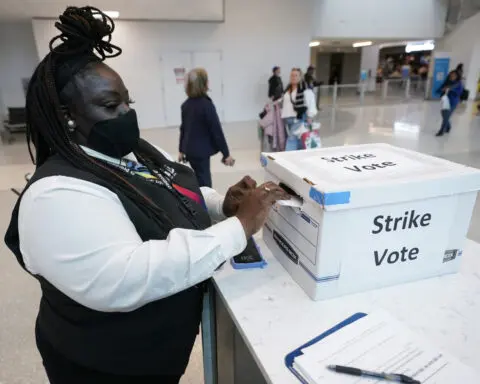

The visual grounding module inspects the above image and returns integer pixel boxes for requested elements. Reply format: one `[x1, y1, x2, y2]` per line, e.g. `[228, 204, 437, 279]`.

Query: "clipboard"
[285, 312, 367, 383]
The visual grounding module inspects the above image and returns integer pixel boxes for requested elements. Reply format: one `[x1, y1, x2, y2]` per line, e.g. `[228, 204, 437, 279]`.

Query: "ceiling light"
[309, 41, 321, 47]
[94, 11, 120, 19]
[352, 41, 373, 48]
[405, 40, 434, 53]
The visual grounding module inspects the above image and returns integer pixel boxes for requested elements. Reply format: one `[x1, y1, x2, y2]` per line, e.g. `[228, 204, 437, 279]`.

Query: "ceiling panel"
[0, 0, 224, 21]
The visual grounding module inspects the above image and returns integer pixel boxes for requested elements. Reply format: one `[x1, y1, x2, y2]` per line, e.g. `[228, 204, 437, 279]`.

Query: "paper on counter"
[293, 310, 477, 384]
[276, 196, 303, 208]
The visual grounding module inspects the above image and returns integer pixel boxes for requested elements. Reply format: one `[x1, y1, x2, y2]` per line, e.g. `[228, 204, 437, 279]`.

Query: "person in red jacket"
[179, 68, 234, 187]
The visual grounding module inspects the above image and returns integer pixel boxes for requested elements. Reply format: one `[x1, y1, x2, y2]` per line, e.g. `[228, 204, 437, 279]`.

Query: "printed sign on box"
[302, 148, 438, 183]
[337, 194, 459, 293]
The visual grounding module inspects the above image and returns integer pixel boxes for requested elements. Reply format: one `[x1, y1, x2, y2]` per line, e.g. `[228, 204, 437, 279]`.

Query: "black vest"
[5, 144, 212, 376]
[287, 83, 308, 119]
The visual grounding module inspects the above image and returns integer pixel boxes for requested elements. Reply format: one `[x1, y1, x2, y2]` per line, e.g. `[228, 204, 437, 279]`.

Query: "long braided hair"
[26, 6, 176, 233]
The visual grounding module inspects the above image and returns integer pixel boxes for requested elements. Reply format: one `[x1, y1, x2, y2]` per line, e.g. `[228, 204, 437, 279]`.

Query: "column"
[360, 44, 381, 92]
[465, 42, 480, 100]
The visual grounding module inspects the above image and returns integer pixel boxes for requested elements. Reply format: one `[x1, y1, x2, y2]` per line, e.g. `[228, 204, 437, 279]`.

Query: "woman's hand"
[236, 182, 290, 238]
[223, 156, 235, 167]
[223, 176, 257, 217]
[178, 153, 186, 163]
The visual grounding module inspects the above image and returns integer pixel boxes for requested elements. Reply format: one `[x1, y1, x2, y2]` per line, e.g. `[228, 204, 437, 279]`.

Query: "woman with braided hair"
[4, 6, 288, 384]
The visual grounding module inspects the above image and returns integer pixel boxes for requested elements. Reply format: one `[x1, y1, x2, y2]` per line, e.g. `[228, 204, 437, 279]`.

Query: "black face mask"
[87, 109, 140, 158]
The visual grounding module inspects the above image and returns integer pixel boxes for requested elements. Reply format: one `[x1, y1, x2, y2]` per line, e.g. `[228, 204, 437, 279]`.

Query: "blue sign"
[431, 57, 450, 99]
[360, 70, 368, 81]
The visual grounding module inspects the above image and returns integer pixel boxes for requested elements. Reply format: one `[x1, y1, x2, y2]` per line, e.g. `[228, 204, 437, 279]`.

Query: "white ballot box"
[261, 143, 480, 300]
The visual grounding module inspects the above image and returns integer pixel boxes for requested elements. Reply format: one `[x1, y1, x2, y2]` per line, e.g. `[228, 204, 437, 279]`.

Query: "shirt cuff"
[201, 187, 227, 222]
[212, 196, 227, 221]
[209, 217, 247, 259]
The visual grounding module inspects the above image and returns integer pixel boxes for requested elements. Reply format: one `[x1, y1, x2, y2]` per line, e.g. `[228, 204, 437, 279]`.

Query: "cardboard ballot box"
[261, 143, 480, 300]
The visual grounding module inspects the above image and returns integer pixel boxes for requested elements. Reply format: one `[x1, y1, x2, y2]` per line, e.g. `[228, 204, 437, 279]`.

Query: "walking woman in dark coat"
[179, 68, 234, 187]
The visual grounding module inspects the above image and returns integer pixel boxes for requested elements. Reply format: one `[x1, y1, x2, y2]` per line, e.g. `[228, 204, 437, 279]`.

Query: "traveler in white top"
[281, 68, 318, 151]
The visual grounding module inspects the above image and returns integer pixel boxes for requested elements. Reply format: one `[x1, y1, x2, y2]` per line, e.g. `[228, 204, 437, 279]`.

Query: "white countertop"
[213, 239, 480, 384]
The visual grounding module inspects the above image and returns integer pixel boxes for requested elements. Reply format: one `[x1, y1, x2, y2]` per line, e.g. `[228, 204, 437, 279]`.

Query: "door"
[160, 52, 192, 127]
[316, 53, 331, 84]
[329, 53, 344, 85]
[192, 51, 224, 121]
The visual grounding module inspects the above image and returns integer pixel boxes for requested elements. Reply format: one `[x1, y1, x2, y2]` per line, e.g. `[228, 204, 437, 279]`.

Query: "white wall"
[468, 45, 480, 99]
[32, 0, 315, 129]
[0, 22, 38, 112]
[312, 0, 446, 39]
[435, 12, 480, 99]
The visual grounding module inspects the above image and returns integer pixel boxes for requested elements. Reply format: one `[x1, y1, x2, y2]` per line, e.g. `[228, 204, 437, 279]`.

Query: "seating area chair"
[1, 107, 27, 144]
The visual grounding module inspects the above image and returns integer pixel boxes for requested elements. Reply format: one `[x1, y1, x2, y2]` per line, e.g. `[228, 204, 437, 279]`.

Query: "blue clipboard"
[285, 312, 367, 383]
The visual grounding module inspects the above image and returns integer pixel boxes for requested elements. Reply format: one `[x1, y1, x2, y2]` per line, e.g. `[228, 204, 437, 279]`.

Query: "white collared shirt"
[18, 147, 247, 312]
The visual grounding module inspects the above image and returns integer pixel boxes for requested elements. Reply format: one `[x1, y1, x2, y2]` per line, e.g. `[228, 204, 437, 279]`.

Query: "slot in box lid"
[262, 143, 480, 211]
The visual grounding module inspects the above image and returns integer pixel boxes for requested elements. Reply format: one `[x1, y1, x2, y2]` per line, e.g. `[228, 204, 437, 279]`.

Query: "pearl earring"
[67, 119, 76, 132]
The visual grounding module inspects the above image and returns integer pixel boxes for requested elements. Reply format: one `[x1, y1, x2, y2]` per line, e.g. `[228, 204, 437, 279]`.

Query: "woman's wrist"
[222, 198, 235, 218]
[236, 213, 253, 239]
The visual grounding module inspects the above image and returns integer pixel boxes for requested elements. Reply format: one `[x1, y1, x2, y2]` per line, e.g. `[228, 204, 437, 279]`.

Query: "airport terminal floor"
[1, 100, 480, 383]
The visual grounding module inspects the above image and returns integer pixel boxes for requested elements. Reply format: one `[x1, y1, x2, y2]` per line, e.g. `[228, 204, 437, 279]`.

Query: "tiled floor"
[1, 100, 480, 383]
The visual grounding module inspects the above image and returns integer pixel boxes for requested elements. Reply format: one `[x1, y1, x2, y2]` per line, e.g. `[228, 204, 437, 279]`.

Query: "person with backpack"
[305, 66, 323, 109]
[268, 66, 284, 101]
[304, 66, 322, 89]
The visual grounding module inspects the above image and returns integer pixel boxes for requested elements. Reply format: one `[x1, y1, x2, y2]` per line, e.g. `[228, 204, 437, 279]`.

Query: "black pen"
[327, 365, 421, 384]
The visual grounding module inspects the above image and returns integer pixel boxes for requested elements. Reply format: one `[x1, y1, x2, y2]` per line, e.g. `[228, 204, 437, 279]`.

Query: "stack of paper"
[292, 311, 477, 383]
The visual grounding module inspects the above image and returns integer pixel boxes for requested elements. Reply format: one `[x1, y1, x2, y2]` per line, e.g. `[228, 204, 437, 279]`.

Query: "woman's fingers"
[259, 181, 285, 194]
[258, 181, 276, 190]
[223, 156, 236, 166]
[235, 182, 293, 237]
[267, 188, 291, 203]
[240, 176, 257, 190]
[258, 182, 291, 203]
[229, 176, 258, 200]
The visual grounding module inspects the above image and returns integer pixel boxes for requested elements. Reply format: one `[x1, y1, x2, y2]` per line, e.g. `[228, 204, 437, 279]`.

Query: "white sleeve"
[18, 176, 246, 313]
[201, 186, 226, 222]
[305, 89, 318, 118]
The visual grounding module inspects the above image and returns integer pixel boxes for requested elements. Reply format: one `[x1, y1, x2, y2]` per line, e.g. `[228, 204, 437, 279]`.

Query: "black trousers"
[188, 157, 212, 188]
[36, 329, 181, 384]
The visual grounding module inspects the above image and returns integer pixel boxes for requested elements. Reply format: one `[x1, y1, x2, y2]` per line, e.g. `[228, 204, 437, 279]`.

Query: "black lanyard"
[105, 157, 202, 229]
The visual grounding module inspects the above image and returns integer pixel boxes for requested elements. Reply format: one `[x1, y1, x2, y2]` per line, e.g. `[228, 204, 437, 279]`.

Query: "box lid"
[261, 143, 480, 210]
